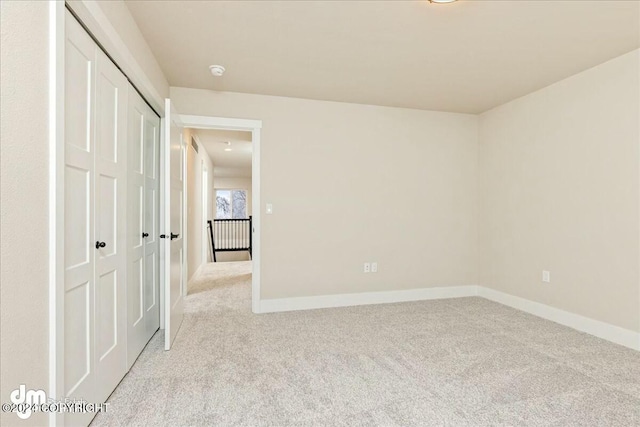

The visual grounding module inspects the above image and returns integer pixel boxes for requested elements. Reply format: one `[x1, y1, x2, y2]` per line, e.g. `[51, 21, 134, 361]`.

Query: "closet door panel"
[143, 111, 161, 336]
[63, 11, 103, 427]
[63, 11, 96, 412]
[131, 110, 144, 175]
[96, 270, 117, 357]
[127, 183, 148, 327]
[93, 49, 128, 402]
[65, 37, 92, 154]
[96, 72, 119, 164]
[144, 187, 156, 247]
[126, 90, 148, 367]
[145, 117, 157, 179]
[64, 282, 90, 393]
[145, 251, 157, 311]
[65, 166, 91, 270]
[97, 176, 117, 256]
[131, 256, 143, 325]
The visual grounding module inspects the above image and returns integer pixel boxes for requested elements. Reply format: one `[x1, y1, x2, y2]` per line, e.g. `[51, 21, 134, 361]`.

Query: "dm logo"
[10, 385, 46, 420]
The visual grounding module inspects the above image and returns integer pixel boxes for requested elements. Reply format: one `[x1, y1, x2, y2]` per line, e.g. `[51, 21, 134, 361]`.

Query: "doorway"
[180, 115, 262, 314]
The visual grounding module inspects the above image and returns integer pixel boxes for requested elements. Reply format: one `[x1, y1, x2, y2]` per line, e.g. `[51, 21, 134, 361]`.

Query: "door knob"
[142, 232, 149, 238]
[95, 241, 106, 249]
[170, 233, 179, 240]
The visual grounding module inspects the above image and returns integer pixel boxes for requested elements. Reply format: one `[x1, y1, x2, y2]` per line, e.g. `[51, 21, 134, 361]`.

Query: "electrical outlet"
[371, 262, 378, 273]
[364, 263, 370, 273]
[542, 270, 550, 283]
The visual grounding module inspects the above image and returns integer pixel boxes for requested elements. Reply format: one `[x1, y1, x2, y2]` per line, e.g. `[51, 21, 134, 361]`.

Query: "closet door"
[93, 48, 128, 402]
[127, 89, 148, 366]
[143, 107, 161, 338]
[64, 12, 97, 426]
[127, 90, 160, 368]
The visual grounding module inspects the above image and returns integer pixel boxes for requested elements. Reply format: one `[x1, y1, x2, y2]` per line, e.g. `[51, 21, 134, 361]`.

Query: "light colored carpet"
[92, 261, 640, 426]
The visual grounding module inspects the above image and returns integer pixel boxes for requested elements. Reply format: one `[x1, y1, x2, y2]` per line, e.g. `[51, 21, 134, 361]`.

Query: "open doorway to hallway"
[185, 128, 253, 298]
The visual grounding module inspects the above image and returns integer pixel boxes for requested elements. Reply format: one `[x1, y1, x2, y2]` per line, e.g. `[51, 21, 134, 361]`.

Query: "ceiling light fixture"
[429, 0, 457, 3]
[209, 65, 226, 77]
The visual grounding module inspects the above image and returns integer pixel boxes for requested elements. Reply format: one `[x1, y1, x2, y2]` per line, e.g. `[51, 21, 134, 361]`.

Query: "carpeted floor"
[92, 261, 640, 426]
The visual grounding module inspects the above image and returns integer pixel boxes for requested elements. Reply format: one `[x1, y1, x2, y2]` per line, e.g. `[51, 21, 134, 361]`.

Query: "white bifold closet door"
[93, 32, 128, 404]
[64, 9, 127, 425]
[127, 89, 161, 367]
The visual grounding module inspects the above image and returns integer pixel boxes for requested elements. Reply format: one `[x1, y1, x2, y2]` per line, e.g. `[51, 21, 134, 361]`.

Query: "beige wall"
[0, 2, 50, 425]
[171, 88, 479, 299]
[214, 176, 253, 217]
[186, 129, 216, 282]
[479, 49, 640, 332]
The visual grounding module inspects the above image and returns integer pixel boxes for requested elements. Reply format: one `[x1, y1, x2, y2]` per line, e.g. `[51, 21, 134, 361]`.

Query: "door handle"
[160, 233, 179, 240]
[95, 241, 106, 249]
[142, 232, 149, 238]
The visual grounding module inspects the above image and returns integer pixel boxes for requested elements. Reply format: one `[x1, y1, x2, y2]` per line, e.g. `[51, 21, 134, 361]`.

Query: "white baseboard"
[259, 285, 478, 314]
[258, 283, 639, 351]
[477, 286, 640, 351]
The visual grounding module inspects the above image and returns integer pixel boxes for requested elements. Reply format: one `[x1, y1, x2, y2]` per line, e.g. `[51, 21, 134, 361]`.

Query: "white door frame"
[180, 115, 262, 314]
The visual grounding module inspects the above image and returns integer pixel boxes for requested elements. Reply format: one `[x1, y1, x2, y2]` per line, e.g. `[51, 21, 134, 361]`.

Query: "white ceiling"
[126, 0, 640, 114]
[192, 129, 252, 178]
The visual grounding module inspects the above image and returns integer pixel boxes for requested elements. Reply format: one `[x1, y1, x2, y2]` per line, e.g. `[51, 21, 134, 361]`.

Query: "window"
[216, 189, 247, 219]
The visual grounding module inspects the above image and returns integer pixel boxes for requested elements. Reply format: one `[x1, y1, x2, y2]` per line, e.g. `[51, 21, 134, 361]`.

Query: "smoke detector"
[209, 65, 226, 77]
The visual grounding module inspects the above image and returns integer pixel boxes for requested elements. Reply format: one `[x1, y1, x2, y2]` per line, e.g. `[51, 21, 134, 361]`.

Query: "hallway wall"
[186, 129, 215, 282]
